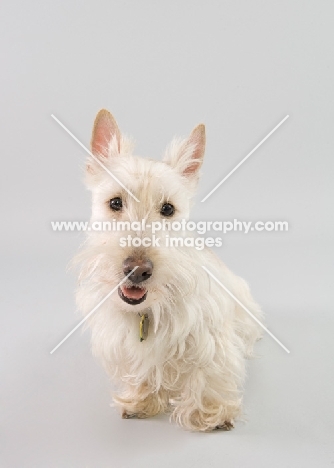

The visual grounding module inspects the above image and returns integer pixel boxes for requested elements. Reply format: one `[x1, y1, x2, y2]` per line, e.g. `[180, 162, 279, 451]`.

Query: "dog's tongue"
[121, 286, 146, 300]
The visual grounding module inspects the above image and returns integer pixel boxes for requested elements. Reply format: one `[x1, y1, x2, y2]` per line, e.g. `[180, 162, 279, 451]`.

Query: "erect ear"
[91, 109, 121, 158]
[164, 124, 206, 179]
[182, 124, 206, 176]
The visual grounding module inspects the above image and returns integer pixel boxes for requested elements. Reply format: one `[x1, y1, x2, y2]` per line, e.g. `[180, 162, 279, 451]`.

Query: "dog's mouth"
[118, 285, 147, 305]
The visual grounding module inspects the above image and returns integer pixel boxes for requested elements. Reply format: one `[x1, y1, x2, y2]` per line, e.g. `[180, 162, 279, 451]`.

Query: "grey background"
[1, 1, 333, 467]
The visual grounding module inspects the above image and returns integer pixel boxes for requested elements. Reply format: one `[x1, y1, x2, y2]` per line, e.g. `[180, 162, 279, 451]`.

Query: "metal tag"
[139, 313, 149, 342]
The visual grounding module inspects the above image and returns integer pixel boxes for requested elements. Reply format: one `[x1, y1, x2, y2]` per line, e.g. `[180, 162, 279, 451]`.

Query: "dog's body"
[75, 110, 263, 432]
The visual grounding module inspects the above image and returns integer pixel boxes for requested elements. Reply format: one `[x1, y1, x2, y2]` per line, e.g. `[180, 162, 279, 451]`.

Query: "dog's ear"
[182, 124, 206, 177]
[164, 124, 206, 180]
[91, 109, 121, 158]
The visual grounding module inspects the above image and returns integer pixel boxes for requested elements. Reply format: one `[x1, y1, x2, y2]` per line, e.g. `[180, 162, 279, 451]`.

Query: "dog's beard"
[74, 233, 201, 315]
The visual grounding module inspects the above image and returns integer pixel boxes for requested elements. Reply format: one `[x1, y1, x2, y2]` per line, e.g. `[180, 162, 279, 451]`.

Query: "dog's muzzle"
[118, 257, 153, 305]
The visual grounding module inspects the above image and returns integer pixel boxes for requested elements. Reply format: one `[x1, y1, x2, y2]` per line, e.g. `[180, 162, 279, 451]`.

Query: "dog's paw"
[214, 420, 234, 431]
[121, 410, 149, 419]
[122, 410, 137, 419]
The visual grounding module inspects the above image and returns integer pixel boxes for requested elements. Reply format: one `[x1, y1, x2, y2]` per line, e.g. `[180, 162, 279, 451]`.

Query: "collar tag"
[139, 313, 149, 342]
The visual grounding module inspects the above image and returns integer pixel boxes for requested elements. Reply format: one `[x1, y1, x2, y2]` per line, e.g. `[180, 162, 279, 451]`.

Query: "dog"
[75, 109, 263, 432]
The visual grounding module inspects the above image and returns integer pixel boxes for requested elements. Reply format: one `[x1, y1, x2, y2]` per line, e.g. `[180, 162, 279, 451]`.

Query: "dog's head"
[81, 109, 206, 311]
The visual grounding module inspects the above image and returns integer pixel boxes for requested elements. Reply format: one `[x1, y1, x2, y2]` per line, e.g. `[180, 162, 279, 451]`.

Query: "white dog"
[75, 109, 263, 432]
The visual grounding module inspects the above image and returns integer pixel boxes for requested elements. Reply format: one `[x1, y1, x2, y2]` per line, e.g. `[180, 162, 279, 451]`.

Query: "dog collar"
[138, 313, 149, 342]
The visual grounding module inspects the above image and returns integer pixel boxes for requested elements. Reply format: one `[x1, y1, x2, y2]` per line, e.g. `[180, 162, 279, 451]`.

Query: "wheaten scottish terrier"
[75, 109, 263, 432]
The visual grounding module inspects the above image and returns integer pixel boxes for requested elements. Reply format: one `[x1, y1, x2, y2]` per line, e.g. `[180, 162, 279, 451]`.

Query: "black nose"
[122, 257, 153, 284]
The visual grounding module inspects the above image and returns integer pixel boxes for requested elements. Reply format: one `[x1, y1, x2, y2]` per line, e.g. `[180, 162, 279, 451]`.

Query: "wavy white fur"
[75, 110, 263, 432]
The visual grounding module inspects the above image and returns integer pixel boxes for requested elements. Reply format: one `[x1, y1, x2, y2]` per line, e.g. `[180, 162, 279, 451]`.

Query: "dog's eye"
[160, 203, 175, 217]
[109, 197, 123, 211]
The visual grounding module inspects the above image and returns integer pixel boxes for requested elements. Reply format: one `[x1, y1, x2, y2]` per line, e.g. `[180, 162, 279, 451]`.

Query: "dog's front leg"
[171, 370, 242, 432]
[113, 384, 169, 419]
